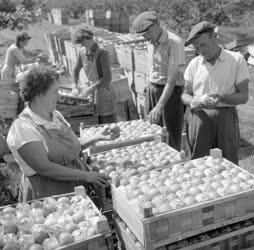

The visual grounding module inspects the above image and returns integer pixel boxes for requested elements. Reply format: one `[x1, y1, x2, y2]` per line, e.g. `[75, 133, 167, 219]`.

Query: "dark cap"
[17, 31, 31, 41]
[71, 24, 94, 43]
[185, 21, 215, 46]
[132, 11, 158, 35]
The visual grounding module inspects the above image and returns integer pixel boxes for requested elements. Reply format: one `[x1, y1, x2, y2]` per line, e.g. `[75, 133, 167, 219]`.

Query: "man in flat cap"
[71, 24, 117, 124]
[133, 11, 185, 151]
[182, 21, 250, 164]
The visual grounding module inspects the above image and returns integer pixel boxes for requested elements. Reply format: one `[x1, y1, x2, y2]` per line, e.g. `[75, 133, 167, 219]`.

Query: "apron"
[80, 47, 116, 116]
[18, 113, 87, 201]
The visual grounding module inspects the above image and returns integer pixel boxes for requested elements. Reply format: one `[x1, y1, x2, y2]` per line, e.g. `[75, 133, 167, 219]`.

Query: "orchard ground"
[0, 20, 254, 172]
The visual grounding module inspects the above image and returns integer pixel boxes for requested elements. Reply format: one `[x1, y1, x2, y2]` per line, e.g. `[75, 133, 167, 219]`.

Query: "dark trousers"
[145, 84, 184, 151]
[186, 107, 239, 164]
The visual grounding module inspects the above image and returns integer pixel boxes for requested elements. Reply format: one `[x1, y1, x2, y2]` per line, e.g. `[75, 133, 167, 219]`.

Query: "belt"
[150, 83, 183, 89]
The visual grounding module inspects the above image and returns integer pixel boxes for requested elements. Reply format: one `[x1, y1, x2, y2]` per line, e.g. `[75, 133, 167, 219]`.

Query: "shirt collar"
[22, 106, 58, 126]
[154, 28, 168, 46]
[202, 47, 225, 64]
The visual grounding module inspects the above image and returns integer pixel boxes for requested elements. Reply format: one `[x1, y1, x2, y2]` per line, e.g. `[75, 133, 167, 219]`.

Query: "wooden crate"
[112, 158, 254, 249]
[133, 46, 150, 75]
[67, 115, 99, 134]
[112, 76, 132, 103]
[136, 93, 146, 118]
[0, 186, 113, 250]
[134, 71, 148, 96]
[56, 103, 97, 118]
[115, 215, 254, 250]
[114, 44, 134, 71]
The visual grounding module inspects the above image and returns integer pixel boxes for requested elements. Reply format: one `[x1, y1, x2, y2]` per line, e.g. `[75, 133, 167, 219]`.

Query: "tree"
[0, 0, 43, 30]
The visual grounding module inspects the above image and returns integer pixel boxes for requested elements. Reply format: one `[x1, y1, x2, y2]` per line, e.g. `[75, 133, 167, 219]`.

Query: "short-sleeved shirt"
[7, 106, 70, 176]
[184, 48, 250, 106]
[147, 29, 185, 86]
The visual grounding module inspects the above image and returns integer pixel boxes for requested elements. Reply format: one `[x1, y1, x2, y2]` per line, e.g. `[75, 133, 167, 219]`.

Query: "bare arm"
[181, 80, 194, 107]
[14, 48, 36, 64]
[18, 141, 108, 184]
[220, 80, 249, 105]
[72, 54, 82, 89]
[23, 48, 39, 57]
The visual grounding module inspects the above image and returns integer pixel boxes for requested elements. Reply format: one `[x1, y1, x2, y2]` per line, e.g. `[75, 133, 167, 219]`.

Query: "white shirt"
[7, 106, 70, 176]
[184, 48, 250, 105]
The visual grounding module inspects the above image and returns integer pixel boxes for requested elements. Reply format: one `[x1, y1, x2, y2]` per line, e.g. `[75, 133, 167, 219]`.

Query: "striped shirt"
[147, 29, 185, 86]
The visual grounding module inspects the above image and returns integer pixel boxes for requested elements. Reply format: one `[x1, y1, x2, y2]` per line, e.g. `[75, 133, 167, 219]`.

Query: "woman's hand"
[86, 172, 109, 185]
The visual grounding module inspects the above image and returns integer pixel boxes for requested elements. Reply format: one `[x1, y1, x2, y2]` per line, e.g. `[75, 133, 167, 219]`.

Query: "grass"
[0, 20, 253, 171]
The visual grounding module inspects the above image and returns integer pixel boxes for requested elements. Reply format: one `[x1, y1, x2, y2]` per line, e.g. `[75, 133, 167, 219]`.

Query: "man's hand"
[203, 94, 222, 109]
[190, 98, 203, 111]
[81, 87, 94, 97]
[71, 86, 80, 96]
[149, 106, 163, 124]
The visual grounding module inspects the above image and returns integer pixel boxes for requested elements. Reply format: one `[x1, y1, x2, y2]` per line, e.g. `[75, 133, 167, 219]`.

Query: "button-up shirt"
[184, 48, 250, 106]
[147, 29, 185, 86]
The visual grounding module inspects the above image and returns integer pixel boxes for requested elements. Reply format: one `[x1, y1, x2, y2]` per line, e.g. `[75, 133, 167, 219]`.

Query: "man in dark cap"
[182, 21, 250, 164]
[71, 24, 117, 124]
[133, 11, 185, 151]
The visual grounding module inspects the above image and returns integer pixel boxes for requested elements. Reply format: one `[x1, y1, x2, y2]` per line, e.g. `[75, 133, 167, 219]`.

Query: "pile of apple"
[90, 141, 181, 180]
[0, 195, 103, 250]
[116, 154, 254, 216]
[81, 120, 163, 145]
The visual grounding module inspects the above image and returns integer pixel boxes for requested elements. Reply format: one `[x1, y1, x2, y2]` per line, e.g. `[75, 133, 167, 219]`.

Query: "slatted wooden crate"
[56, 103, 97, 117]
[51, 8, 68, 25]
[136, 93, 146, 118]
[112, 157, 254, 249]
[134, 71, 148, 96]
[115, 215, 254, 250]
[0, 81, 19, 119]
[111, 76, 132, 103]
[114, 44, 134, 71]
[133, 46, 150, 75]
[0, 186, 113, 250]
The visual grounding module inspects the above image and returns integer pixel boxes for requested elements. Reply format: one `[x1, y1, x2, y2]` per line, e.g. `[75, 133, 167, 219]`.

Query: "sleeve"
[235, 54, 250, 85]
[169, 35, 185, 66]
[183, 58, 196, 91]
[6, 119, 43, 150]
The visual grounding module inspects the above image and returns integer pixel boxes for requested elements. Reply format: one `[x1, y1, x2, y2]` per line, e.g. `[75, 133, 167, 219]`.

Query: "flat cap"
[132, 11, 158, 35]
[185, 21, 214, 46]
[71, 24, 94, 43]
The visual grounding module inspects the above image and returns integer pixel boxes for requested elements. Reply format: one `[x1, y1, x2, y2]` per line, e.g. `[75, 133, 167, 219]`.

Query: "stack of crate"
[44, 29, 71, 66]
[50, 8, 68, 25]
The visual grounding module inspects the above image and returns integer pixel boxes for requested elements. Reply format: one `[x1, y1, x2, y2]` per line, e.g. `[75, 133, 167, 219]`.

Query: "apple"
[58, 232, 74, 246]
[2, 207, 16, 216]
[188, 187, 202, 196]
[43, 204, 56, 217]
[64, 223, 78, 234]
[4, 223, 18, 234]
[72, 211, 86, 224]
[3, 241, 19, 250]
[195, 193, 209, 203]
[30, 201, 43, 209]
[47, 224, 63, 239]
[18, 234, 35, 249]
[183, 196, 196, 206]
[57, 197, 70, 204]
[42, 237, 59, 249]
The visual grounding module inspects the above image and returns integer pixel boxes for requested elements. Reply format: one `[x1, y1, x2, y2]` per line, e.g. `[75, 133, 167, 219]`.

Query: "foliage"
[0, 0, 43, 31]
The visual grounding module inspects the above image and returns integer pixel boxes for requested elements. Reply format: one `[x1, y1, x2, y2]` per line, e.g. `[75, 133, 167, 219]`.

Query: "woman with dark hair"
[7, 66, 109, 201]
[71, 24, 117, 124]
[1, 32, 40, 81]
